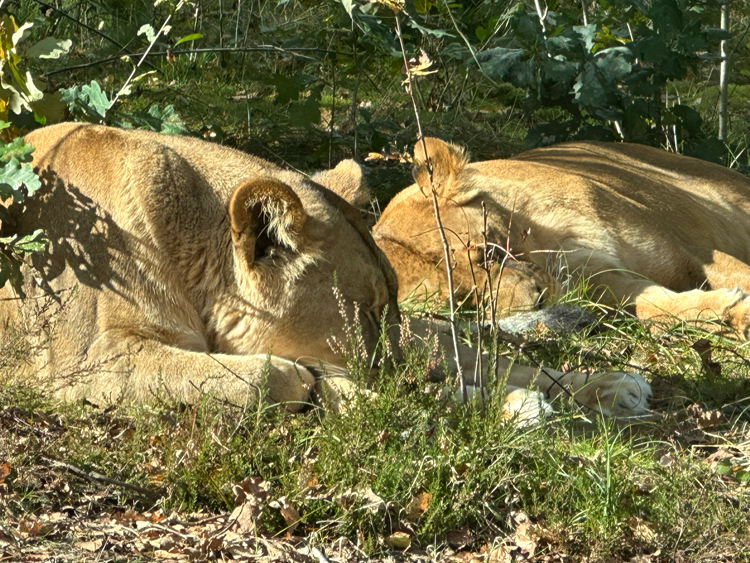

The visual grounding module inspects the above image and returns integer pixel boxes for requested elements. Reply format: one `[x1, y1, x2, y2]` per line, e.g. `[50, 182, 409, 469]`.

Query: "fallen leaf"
[269, 496, 300, 534]
[692, 339, 721, 376]
[19, 519, 53, 537]
[512, 511, 537, 555]
[447, 525, 472, 548]
[232, 476, 270, 506]
[695, 409, 726, 429]
[486, 544, 512, 563]
[626, 517, 657, 544]
[386, 531, 411, 549]
[405, 491, 431, 521]
[76, 540, 103, 552]
[229, 501, 261, 534]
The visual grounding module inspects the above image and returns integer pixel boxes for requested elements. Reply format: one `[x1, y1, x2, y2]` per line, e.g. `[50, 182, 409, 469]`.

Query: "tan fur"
[374, 138, 750, 339]
[0, 123, 400, 410]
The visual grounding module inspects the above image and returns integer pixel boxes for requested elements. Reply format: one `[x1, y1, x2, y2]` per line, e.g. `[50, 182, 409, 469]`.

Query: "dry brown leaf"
[696, 409, 726, 429]
[229, 501, 261, 534]
[18, 519, 53, 537]
[626, 517, 657, 544]
[512, 511, 537, 555]
[232, 476, 270, 506]
[405, 491, 432, 521]
[692, 339, 721, 376]
[76, 540, 103, 552]
[386, 531, 411, 549]
[486, 544, 512, 563]
[269, 496, 300, 534]
[447, 525, 473, 548]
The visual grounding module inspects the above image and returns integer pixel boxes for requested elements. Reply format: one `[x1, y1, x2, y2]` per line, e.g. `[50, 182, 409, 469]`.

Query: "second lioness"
[374, 138, 750, 338]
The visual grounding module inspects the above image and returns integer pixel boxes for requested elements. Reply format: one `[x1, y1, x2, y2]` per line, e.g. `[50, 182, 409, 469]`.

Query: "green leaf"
[648, 0, 683, 38]
[0, 137, 35, 164]
[514, 14, 543, 46]
[573, 63, 607, 109]
[174, 33, 203, 47]
[10, 229, 46, 253]
[0, 158, 41, 202]
[268, 74, 302, 105]
[475, 48, 524, 81]
[714, 459, 733, 475]
[82, 81, 111, 118]
[138, 24, 157, 43]
[573, 24, 597, 52]
[30, 91, 66, 124]
[26, 37, 72, 59]
[594, 46, 632, 83]
[11, 21, 33, 46]
[633, 37, 670, 65]
[289, 87, 321, 128]
[406, 17, 453, 38]
[340, 0, 357, 20]
[683, 138, 726, 166]
[671, 104, 702, 136]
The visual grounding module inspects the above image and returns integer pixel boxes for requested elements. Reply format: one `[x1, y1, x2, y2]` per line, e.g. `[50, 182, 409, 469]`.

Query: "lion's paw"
[724, 292, 750, 339]
[576, 372, 652, 416]
[313, 376, 376, 413]
[501, 388, 554, 428]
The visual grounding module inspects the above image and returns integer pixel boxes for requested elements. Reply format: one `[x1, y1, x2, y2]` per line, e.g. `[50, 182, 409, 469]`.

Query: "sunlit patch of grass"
[1, 288, 749, 560]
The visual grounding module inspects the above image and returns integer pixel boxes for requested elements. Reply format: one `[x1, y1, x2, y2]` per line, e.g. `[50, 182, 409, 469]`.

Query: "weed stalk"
[392, 9, 466, 400]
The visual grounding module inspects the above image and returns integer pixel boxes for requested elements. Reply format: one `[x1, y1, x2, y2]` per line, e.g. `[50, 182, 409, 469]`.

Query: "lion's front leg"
[499, 357, 651, 416]
[57, 332, 315, 411]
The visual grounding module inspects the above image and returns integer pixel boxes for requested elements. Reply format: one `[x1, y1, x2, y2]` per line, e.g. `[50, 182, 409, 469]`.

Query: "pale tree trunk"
[718, 1, 730, 141]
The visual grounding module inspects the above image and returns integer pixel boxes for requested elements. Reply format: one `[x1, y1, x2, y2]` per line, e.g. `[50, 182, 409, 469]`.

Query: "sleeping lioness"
[373, 137, 750, 338]
[0, 124, 649, 418]
[0, 122, 403, 409]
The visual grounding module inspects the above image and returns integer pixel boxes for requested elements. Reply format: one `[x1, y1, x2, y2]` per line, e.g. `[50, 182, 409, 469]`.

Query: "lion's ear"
[228, 178, 306, 269]
[412, 137, 469, 195]
[312, 159, 370, 208]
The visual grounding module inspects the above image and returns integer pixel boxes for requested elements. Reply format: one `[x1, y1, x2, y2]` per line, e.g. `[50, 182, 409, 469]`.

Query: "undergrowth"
[1, 294, 749, 561]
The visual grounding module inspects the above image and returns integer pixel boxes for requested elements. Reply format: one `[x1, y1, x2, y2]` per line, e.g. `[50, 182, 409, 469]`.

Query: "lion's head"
[372, 137, 556, 313]
[214, 158, 401, 369]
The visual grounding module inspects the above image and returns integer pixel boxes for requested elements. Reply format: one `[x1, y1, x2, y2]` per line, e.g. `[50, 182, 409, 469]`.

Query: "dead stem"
[394, 13, 465, 400]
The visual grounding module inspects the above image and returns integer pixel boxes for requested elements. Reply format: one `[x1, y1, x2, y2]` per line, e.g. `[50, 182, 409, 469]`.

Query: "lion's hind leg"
[584, 267, 750, 338]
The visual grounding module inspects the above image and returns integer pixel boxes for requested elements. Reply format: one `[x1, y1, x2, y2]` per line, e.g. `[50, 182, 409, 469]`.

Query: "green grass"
[2, 294, 749, 561]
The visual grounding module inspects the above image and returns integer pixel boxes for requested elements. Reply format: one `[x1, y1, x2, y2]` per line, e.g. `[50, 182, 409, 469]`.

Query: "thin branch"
[394, 13, 465, 400]
[104, 14, 174, 119]
[41, 456, 163, 501]
[44, 46, 346, 77]
[32, 0, 129, 53]
[442, 0, 499, 87]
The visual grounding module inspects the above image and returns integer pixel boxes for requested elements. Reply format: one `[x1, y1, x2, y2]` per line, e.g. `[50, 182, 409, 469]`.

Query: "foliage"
[2, 295, 750, 559]
[0, 124, 43, 297]
[61, 81, 186, 134]
[0, 10, 68, 296]
[468, 0, 730, 161]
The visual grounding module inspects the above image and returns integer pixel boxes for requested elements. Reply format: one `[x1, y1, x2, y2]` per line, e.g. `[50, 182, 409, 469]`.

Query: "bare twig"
[40, 456, 163, 501]
[45, 46, 344, 77]
[393, 12, 465, 400]
[718, 0, 730, 141]
[104, 14, 174, 119]
[532, 0, 549, 38]
[442, 0, 499, 87]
